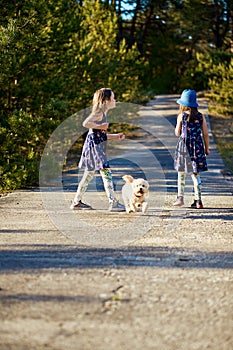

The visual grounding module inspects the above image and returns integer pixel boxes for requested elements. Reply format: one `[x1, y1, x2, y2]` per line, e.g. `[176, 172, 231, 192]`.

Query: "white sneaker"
[173, 196, 184, 206]
[109, 200, 125, 212]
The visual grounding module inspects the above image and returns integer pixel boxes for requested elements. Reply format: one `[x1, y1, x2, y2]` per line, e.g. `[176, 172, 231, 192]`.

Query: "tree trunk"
[139, 2, 154, 54]
[129, 0, 141, 47]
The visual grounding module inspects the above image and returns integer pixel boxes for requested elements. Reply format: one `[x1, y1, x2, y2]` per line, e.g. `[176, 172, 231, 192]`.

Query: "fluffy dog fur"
[122, 175, 149, 214]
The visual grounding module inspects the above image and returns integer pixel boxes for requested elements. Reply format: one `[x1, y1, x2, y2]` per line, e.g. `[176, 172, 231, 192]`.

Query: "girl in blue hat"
[173, 89, 210, 208]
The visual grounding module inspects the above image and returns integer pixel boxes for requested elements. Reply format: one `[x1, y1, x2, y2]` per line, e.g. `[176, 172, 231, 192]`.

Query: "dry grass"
[209, 111, 233, 173]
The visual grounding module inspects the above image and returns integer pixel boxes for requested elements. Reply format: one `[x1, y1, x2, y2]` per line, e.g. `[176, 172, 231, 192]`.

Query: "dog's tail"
[122, 175, 134, 183]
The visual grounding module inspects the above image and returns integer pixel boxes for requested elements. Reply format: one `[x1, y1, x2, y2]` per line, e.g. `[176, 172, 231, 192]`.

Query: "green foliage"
[0, 0, 144, 191]
[71, 0, 144, 104]
[0, 0, 232, 191]
[209, 113, 233, 173]
[192, 51, 231, 89]
[0, 111, 39, 190]
[182, 52, 233, 115]
[160, 0, 233, 93]
[208, 58, 233, 115]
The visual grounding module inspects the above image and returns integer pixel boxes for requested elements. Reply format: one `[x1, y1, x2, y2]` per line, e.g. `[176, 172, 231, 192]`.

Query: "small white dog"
[122, 175, 149, 214]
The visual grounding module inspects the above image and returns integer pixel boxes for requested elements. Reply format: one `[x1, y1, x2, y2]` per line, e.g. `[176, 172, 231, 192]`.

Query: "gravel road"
[0, 95, 232, 350]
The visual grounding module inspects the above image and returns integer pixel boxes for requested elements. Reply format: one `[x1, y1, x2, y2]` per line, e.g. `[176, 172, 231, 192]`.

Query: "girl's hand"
[118, 133, 125, 140]
[206, 149, 210, 156]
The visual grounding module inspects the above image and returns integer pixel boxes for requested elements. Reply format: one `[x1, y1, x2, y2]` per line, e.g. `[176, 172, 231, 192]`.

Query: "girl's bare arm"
[107, 133, 125, 140]
[175, 114, 182, 136]
[202, 115, 210, 155]
[82, 113, 108, 130]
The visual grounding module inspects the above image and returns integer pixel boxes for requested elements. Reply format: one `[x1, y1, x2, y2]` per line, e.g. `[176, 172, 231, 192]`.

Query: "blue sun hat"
[177, 89, 199, 107]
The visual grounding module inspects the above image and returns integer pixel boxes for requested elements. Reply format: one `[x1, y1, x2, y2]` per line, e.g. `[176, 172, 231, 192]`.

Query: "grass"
[208, 110, 233, 173]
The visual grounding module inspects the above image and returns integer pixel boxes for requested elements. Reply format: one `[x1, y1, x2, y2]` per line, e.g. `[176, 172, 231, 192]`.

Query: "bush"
[207, 58, 233, 115]
[0, 110, 60, 191]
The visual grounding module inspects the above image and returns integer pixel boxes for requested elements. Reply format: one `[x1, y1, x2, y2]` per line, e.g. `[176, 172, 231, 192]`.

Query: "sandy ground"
[0, 95, 232, 350]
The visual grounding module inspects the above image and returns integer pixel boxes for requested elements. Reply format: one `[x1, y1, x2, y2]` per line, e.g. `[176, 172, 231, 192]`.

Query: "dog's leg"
[130, 204, 138, 213]
[123, 198, 133, 213]
[126, 205, 133, 213]
[142, 202, 148, 214]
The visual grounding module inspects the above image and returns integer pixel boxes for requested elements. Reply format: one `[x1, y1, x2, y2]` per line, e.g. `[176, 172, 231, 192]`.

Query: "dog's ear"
[122, 175, 134, 183]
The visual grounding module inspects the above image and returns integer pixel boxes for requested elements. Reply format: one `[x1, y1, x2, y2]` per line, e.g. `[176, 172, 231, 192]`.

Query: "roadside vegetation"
[0, 0, 232, 192]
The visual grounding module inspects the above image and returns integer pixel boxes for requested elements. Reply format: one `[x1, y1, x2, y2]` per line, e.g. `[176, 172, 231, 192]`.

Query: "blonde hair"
[179, 105, 198, 122]
[92, 88, 113, 114]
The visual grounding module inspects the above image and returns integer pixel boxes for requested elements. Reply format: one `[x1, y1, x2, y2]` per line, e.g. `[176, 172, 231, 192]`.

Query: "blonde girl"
[70, 88, 125, 211]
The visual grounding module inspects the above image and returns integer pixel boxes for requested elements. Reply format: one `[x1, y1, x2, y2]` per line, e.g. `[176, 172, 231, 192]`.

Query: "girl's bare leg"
[73, 169, 95, 204]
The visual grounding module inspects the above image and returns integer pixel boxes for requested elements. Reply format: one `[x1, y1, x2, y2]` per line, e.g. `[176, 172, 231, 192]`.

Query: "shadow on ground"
[0, 245, 232, 271]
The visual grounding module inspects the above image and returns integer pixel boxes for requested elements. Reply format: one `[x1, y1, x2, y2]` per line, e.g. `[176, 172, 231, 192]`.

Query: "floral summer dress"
[174, 112, 208, 173]
[78, 113, 109, 171]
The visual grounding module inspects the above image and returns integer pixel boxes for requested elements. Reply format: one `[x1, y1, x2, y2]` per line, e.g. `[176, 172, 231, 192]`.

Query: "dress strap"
[102, 113, 107, 123]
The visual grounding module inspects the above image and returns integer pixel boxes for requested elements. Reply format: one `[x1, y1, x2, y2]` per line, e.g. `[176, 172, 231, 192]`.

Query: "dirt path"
[0, 95, 232, 350]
